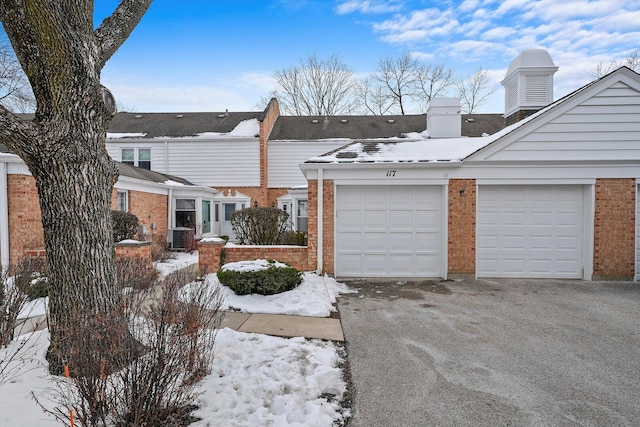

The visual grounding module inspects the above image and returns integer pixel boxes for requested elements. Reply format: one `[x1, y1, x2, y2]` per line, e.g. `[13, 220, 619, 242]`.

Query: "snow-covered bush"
[217, 259, 302, 295]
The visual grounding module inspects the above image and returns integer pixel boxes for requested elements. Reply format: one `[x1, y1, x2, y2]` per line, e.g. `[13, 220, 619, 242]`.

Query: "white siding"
[166, 140, 259, 186]
[487, 82, 640, 161]
[107, 139, 260, 187]
[269, 140, 349, 188]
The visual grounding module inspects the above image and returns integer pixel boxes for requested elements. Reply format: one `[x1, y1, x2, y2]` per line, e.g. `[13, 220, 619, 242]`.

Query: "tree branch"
[95, 0, 154, 68]
[0, 105, 38, 162]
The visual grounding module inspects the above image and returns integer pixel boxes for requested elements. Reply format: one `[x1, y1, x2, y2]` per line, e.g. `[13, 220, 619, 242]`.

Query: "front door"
[221, 202, 245, 240]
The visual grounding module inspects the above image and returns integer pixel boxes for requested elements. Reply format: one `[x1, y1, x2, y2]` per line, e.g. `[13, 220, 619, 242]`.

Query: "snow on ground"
[153, 251, 199, 279]
[1, 253, 354, 426]
[222, 271, 353, 317]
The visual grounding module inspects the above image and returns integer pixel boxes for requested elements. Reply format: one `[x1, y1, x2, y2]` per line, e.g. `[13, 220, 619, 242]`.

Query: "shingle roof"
[116, 162, 193, 185]
[268, 114, 505, 141]
[108, 112, 262, 138]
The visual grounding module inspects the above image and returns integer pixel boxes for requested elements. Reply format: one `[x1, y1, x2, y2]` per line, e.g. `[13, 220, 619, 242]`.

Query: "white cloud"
[335, 0, 403, 15]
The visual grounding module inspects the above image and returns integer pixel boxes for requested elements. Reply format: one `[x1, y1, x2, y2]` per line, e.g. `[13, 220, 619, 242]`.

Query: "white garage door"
[335, 185, 443, 277]
[636, 186, 640, 280]
[477, 185, 584, 279]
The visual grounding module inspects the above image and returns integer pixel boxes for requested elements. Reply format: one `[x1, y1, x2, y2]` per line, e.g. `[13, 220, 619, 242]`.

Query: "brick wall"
[593, 178, 636, 280]
[306, 179, 334, 275]
[198, 239, 308, 273]
[223, 245, 309, 271]
[7, 174, 44, 266]
[448, 179, 476, 276]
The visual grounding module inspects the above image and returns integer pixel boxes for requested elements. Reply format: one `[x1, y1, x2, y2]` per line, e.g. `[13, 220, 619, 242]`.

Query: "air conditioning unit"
[167, 227, 195, 251]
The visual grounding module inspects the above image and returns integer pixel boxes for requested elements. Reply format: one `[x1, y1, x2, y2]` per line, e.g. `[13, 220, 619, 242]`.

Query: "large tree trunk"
[0, 0, 153, 374]
[31, 129, 120, 372]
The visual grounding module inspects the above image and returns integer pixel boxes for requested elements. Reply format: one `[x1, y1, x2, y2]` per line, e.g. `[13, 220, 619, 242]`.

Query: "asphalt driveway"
[337, 278, 640, 426]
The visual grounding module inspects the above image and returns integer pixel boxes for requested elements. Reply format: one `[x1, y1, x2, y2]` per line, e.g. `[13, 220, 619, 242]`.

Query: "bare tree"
[456, 68, 497, 113]
[414, 62, 454, 113]
[353, 77, 395, 115]
[590, 48, 640, 78]
[0, 33, 34, 113]
[271, 53, 356, 116]
[371, 51, 419, 115]
[0, 0, 153, 373]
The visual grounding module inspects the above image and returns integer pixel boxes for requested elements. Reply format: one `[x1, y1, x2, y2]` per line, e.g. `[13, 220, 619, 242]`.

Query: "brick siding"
[7, 174, 44, 266]
[448, 179, 476, 276]
[306, 179, 334, 275]
[593, 178, 636, 280]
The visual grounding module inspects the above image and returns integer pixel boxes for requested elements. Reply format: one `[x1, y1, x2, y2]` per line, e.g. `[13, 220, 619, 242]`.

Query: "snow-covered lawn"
[0, 253, 355, 426]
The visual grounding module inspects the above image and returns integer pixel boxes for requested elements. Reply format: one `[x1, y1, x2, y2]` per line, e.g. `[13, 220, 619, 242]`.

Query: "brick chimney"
[501, 49, 558, 125]
[426, 97, 461, 138]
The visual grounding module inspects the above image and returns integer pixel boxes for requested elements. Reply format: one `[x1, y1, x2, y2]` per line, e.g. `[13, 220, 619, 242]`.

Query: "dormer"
[501, 48, 558, 125]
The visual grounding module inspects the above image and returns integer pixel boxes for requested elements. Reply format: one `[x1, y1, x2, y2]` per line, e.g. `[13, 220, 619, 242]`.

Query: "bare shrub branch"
[37, 269, 224, 426]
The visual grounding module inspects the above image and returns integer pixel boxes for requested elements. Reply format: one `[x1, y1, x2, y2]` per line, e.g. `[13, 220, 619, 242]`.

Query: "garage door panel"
[415, 211, 441, 230]
[336, 185, 443, 277]
[335, 254, 362, 276]
[363, 233, 387, 252]
[389, 232, 413, 251]
[477, 185, 584, 278]
[363, 255, 388, 274]
[363, 211, 387, 230]
[414, 233, 440, 252]
[389, 211, 413, 230]
[337, 211, 361, 231]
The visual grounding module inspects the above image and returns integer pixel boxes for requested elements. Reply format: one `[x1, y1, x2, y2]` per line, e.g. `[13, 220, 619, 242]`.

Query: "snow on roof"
[193, 118, 259, 138]
[305, 97, 560, 164]
[106, 132, 148, 138]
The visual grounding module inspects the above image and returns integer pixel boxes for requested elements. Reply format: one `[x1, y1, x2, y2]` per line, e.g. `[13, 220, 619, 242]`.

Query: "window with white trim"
[297, 200, 308, 232]
[175, 198, 196, 228]
[121, 148, 151, 170]
[116, 190, 128, 212]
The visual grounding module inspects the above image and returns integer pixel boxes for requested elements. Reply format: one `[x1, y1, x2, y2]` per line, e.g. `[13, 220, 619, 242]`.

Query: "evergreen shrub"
[217, 259, 302, 295]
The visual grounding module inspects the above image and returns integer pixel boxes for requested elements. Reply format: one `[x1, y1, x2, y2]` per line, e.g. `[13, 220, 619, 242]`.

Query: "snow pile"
[192, 328, 348, 426]
[221, 258, 290, 272]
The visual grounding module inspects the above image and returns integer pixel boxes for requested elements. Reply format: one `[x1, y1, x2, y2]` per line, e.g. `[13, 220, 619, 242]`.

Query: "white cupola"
[501, 48, 558, 124]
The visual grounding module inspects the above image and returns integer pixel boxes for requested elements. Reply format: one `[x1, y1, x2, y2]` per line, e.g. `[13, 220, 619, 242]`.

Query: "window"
[297, 200, 308, 232]
[121, 148, 151, 170]
[116, 190, 128, 212]
[175, 198, 196, 228]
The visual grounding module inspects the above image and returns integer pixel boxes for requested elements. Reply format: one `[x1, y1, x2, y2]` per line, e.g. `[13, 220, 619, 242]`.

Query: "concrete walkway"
[220, 311, 344, 341]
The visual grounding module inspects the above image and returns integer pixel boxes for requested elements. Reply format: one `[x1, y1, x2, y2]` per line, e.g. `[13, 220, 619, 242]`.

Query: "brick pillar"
[197, 238, 226, 273]
[115, 240, 152, 270]
[593, 178, 636, 280]
[448, 179, 476, 278]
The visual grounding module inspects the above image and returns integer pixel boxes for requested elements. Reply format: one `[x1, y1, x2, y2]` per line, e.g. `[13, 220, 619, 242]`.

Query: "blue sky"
[94, 0, 640, 114]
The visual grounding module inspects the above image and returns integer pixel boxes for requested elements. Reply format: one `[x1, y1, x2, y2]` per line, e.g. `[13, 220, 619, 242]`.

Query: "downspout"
[167, 187, 173, 230]
[316, 168, 323, 274]
[0, 162, 9, 270]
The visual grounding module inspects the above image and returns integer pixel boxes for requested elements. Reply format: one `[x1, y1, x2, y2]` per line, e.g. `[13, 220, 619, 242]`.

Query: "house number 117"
[386, 170, 397, 177]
